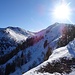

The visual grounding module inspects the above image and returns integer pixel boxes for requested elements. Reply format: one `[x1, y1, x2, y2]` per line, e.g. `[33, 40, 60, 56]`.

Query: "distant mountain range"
[0, 23, 75, 75]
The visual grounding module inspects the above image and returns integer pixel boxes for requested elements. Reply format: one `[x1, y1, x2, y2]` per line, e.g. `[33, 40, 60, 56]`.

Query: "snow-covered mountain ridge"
[0, 26, 34, 56]
[24, 39, 75, 75]
[0, 23, 75, 75]
[0, 26, 34, 41]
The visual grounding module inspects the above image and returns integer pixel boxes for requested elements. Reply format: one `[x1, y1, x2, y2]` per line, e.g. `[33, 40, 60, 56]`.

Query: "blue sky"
[0, 0, 75, 31]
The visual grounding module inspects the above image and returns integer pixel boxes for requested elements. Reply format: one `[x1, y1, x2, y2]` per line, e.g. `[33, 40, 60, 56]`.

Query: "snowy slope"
[23, 39, 75, 75]
[9, 23, 64, 75]
[0, 26, 34, 42]
[10, 23, 75, 75]
[1, 23, 75, 75]
[0, 26, 34, 56]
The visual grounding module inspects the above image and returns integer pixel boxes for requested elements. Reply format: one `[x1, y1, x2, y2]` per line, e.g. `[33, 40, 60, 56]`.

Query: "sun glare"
[53, 3, 71, 20]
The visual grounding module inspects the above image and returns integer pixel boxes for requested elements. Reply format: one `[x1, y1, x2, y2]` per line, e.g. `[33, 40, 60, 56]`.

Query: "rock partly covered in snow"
[1, 23, 75, 75]
[24, 39, 75, 75]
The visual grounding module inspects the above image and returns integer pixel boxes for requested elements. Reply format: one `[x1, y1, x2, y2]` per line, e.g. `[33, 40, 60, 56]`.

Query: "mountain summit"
[0, 23, 75, 75]
[0, 26, 34, 56]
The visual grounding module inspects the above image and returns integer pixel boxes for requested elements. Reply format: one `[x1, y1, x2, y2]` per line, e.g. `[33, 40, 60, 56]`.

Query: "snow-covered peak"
[0, 26, 35, 56]
[6, 26, 34, 36]
[1, 23, 75, 75]
[0, 26, 35, 42]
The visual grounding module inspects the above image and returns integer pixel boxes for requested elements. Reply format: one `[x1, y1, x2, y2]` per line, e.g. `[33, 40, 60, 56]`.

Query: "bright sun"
[53, 3, 71, 20]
